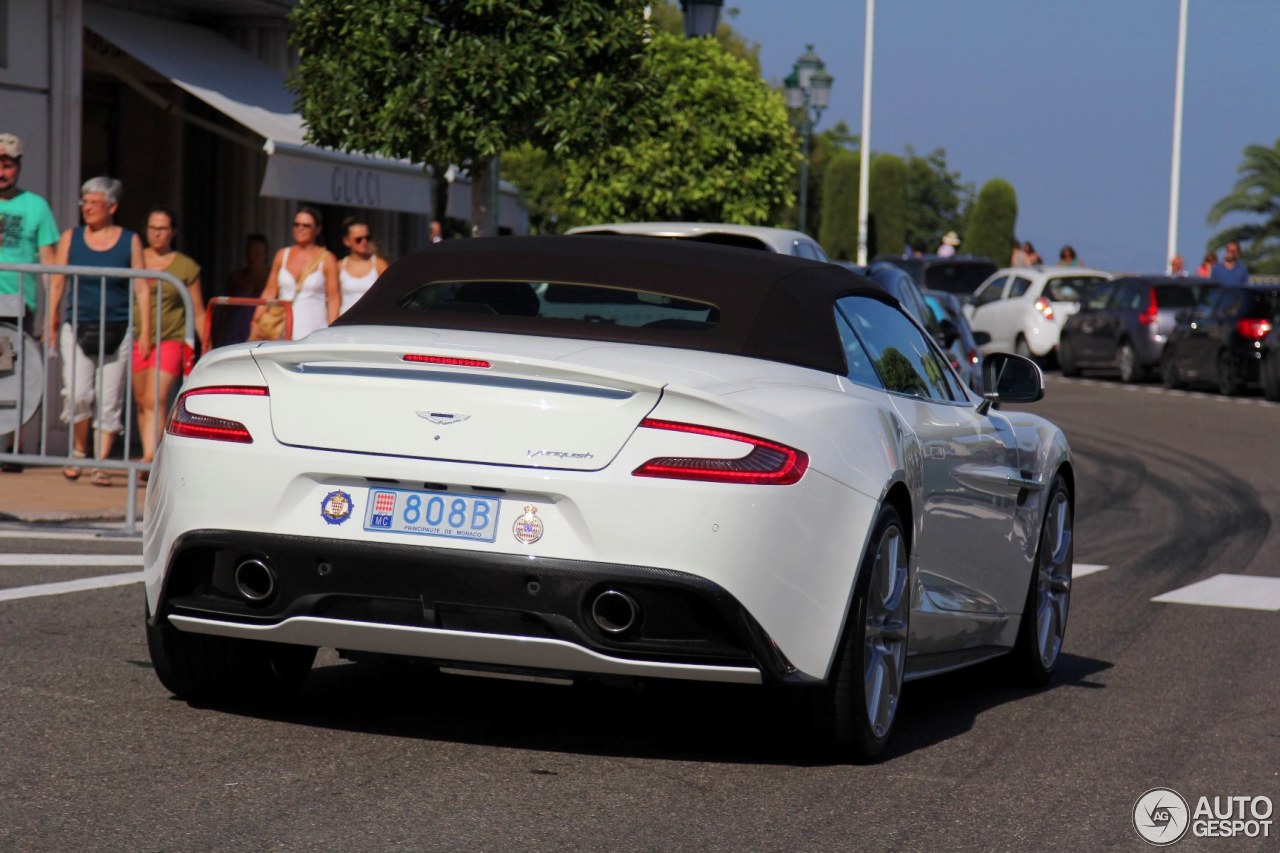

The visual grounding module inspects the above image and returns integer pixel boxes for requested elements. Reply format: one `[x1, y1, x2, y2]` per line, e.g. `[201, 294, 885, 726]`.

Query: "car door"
[1177, 288, 1226, 380]
[967, 275, 1010, 350]
[836, 296, 1027, 654]
[1101, 280, 1145, 365]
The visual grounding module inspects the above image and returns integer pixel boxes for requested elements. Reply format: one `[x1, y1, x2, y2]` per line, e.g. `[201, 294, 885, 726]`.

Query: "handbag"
[249, 304, 289, 341]
[76, 321, 128, 359]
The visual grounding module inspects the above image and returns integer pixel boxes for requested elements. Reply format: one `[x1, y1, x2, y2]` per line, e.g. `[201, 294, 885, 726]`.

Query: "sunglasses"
[351, 235, 370, 244]
[293, 221, 315, 229]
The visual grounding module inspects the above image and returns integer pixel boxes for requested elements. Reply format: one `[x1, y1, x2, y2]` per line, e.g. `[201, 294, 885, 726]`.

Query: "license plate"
[363, 487, 501, 542]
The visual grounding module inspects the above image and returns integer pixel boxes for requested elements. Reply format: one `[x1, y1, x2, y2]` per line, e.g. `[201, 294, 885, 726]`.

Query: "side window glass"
[1008, 277, 1033, 299]
[834, 309, 883, 390]
[1218, 290, 1244, 319]
[1192, 289, 1221, 322]
[837, 296, 959, 402]
[973, 277, 1007, 307]
[791, 241, 819, 260]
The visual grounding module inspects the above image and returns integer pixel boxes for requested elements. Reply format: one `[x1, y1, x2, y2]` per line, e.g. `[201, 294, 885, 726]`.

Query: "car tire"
[1058, 336, 1080, 377]
[1216, 351, 1243, 396]
[1005, 476, 1072, 687]
[1117, 341, 1146, 383]
[147, 604, 316, 702]
[1014, 335, 1032, 361]
[1161, 349, 1185, 389]
[804, 504, 910, 763]
[1262, 354, 1280, 402]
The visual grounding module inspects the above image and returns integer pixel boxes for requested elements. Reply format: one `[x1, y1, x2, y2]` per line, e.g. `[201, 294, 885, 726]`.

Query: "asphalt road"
[1, 377, 1277, 852]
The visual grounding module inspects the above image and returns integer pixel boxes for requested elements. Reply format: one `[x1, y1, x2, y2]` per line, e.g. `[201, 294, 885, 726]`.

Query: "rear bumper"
[153, 530, 802, 685]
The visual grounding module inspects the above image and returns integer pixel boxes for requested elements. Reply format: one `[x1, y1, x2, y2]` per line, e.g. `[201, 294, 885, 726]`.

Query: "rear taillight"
[1237, 318, 1272, 340]
[631, 418, 808, 485]
[1034, 297, 1054, 321]
[166, 386, 267, 443]
[1138, 289, 1158, 325]
[403, 354, 491, 368]
[967, 349, 981, 365]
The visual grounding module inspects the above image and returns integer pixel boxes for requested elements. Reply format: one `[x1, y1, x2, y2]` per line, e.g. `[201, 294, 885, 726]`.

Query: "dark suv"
[1162, 284, 1280, 395]
[879, 255, 999, 298]
[1059, 276, 1211, 382]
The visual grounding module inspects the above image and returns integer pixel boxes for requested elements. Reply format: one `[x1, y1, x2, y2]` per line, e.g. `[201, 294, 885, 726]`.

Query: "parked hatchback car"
[1260, 323, 1280, 402]
[966, 266, 1111, 364]
[880, 255, 998, 298]
[1161, 283, 1280, 395]
[1058, 276, 1212, 382]
[567, 222, 829, 261]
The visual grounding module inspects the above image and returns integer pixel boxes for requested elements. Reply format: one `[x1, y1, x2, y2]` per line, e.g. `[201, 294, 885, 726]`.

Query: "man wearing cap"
[0, 133, 59, 471]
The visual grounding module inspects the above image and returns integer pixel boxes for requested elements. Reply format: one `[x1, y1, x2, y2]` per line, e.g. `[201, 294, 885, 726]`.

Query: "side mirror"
[977, 352, 1044, 414]
[972, 330, 992, 347]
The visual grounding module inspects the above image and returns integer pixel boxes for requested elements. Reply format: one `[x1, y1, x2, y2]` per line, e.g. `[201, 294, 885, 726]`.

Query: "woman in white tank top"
[338, 217, 389, 315]
[254, 206, 338, 340]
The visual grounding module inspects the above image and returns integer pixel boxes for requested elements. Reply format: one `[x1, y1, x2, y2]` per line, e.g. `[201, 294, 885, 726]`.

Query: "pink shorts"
[131, 340, 193, 375]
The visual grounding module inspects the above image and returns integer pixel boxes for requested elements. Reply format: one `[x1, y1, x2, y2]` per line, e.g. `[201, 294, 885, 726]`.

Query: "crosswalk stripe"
[0, 554, 142, 567]
[1152, 574, 1280, 612]
[0, 571, 144, 603]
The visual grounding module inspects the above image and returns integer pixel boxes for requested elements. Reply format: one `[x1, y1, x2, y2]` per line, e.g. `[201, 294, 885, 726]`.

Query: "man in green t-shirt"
[0, 133, 59, 471]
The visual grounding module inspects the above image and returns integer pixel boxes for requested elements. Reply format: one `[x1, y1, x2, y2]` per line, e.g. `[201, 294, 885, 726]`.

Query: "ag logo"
[1133, 787, 1190, 845]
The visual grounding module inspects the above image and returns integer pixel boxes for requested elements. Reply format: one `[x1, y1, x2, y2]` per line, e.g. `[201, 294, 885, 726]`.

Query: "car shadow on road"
[192, 650, 1112, 767]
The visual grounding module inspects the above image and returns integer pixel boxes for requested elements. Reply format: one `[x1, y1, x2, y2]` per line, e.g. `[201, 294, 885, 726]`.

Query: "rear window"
[1242, 289, 1280, 317]
[923, 262, 999, 295]
[1044, 276, 1107, 302]
[398, 280, 720, 330]
[1152, 285, 1201, 308]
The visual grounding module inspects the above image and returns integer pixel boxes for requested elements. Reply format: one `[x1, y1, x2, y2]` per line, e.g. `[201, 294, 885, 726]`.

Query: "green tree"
[903, 146, 970, 253]
[819, 150, 860, 260]
[1207, 139, 1280, 274]
[965, 178, 1018, 263]
[560, 32, 796, 225]
[869, 153, 907, 258]
[288, 0, 652, 235]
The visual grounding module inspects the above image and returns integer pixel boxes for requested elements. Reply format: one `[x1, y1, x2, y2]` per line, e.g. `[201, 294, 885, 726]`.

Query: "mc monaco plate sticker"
[513, 504, 544, 544]
[320, 490, 354, 525]
[363, 487, 501, 543]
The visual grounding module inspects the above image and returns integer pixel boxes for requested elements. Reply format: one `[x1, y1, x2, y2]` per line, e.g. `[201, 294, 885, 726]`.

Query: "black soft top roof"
[335, 235, 891, 374]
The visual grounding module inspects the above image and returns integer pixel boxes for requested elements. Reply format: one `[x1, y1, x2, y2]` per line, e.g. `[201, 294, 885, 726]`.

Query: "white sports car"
[144, 236, 1074, 761]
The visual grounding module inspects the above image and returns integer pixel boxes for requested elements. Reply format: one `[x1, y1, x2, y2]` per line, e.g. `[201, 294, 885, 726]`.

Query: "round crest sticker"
[513, 504, 544, 544]
[320, 490, 354, 525]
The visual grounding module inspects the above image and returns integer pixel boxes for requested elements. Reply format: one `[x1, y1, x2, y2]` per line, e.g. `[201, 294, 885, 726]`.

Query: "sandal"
[63, 449, 87, 481]
[90, 468, 113, 487]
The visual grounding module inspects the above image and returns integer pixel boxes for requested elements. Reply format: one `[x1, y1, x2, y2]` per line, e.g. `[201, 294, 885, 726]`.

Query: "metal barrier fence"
[0, 262, 194, 533]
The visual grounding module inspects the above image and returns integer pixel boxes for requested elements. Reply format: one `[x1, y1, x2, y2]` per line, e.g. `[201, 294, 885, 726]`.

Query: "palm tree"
[1207, 140, 1280, 274]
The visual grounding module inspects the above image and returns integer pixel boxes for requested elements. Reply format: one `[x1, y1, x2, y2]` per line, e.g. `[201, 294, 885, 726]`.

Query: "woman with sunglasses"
[254, 206, 338, 340]
[337, 216, 388, 316]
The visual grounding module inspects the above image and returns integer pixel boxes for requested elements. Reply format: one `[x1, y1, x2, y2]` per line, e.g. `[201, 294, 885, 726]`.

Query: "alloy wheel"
[862, 525, 910, 738]
[1033, 489, 1072, 670]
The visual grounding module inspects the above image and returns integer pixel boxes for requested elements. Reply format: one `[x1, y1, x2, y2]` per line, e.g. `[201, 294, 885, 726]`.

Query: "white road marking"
[0, 571, 143, 603]
[0, 554, 142, 567]
[1152, 574, 1280, 612]
[1074, 563, 1109, 578]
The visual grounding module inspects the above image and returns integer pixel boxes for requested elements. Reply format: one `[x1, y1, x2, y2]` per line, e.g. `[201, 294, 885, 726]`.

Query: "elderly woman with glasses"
[253, 205, 338, 340]
[46, 176, 150, 486]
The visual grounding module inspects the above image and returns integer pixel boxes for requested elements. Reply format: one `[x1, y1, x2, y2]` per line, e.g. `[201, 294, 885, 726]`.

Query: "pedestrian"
[936, 231, 960, 258]
[219, 233, 269, 345]
[46, 176, 149, 486]
[1058, 245, 1080, 266]
[0, 132, 59, 472]
[429, 220, 444, 244]
[1196, 251, 1216, 278]
[1011, 239, 1029, 266]
[253, 206, 338, 341]
[132, 207, 208, 470]
[1169, 255, 1186, 276]
[1210, 241, 1249, 284]
[1023, 241, 1043, 266]
[338, 216, 389, 315]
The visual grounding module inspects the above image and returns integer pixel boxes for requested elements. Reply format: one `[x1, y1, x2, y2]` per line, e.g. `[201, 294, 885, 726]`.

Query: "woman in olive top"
[133, 207, 209, 468]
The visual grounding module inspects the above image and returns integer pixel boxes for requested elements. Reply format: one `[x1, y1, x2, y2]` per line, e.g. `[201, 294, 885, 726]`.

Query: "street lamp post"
[784, 45, 833, 236]
[679, 0, 723, 38]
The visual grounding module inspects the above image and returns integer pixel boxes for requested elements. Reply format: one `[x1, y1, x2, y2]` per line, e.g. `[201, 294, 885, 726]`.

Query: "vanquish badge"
[514, 504, 544, 544]
[321, 490, 354, 525]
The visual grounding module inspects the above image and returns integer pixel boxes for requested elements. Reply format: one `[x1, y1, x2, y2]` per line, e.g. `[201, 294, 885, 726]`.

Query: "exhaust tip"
[591, 589, 640, 636]
[234, 558, 277, 602]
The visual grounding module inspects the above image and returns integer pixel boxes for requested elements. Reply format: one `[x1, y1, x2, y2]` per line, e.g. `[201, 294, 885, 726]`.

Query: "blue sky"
[724, 0, 1280, 272]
